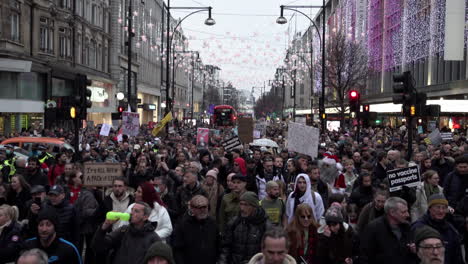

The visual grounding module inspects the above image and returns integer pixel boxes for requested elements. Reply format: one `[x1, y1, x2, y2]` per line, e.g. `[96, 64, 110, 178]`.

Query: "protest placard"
[222, 136, 242, 151]
[83, 163, 123, 187]
[253, 130, 261, 139]
[424, 129, 442, 146]
[122, 111, 140, 136]
[238, 117, 253, 143]
[287, 122, 319, 159]
[197, 128, 209, 147]
[99, 123, 111, 136]
[386, 166, 420, 192]
[255, 122, 267, 137]
[441, 132, 453, 141]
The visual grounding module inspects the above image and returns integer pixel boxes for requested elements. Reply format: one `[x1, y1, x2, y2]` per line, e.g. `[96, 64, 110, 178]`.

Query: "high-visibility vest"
[39, 152, 53, 164]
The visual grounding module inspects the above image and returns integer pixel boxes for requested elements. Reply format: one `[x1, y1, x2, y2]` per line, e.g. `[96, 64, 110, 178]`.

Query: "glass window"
[52, 78, 73, 96]
[39, 17, 54, 54]
[0, 72, 17, 98]
[10, 0, 21, 42]
[18, 72, 45, 100]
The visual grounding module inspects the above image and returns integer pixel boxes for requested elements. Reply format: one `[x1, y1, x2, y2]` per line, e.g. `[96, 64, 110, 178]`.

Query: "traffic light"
[75, 74, 92, 120]
[70, 106, 77, 119]
[349, 90, 360, 113]
[363, 104, 370, 112]
[392, 71, 413, 104]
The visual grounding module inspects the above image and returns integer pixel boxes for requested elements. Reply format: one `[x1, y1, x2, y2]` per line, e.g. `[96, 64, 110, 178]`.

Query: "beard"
[320, 164, 339, 185]
[268, 193, 280, 200]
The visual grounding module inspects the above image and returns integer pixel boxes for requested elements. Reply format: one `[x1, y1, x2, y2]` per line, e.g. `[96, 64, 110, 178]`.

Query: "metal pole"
[282, 74, 285, 120]
[165, 0, 170, 116]
[191, 54, 194, 122]
[407, 115, 413, 161]
[172, 53, 176, 117]
[127, 0, 133, 112]
[321, 0, 326, 132]
[293, 67, 297, 122]
[310, 32, 314, 123]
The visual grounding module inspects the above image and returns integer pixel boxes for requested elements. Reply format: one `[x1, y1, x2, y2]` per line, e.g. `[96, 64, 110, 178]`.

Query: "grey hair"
[18, 248, 48, 264]
[384, 197, 407, 215]
[190, 161, 202, 172]
[134, 201, 152, 216]
[261, 227, 289, 249]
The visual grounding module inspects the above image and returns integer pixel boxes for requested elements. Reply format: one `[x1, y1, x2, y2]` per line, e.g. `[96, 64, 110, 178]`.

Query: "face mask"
[6, 150, 11, 155]
[37, 151, 42, 156]
[154, 186, 161, 193]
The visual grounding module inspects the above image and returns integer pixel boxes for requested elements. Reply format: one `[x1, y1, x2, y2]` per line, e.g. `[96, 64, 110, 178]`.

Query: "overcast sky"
[169, 0, 322, 97]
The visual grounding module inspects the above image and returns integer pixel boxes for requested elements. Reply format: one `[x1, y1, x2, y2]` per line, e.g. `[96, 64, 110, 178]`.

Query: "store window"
[0, 72, 45, 100]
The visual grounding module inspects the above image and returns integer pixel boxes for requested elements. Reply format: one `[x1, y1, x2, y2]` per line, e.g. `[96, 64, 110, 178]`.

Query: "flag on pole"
[152, 112, 173, 136]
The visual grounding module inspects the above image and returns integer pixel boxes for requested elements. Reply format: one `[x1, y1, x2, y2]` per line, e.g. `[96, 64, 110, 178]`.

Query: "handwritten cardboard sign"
[83, 163, 123, 187]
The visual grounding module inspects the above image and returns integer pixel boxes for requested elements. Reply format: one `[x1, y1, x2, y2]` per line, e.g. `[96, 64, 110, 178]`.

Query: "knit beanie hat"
[325, 204, 344, 223]
[414, 225, 443, 247]
[427, 193, 448, 208]
[37, 208, 59, 228]
[240, 191, 259, 208]
[143, 241, 175, 264]
[206, 169, 218, 180]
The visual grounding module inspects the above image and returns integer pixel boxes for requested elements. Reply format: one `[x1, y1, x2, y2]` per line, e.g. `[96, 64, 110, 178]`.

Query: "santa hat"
[323, 152, 340, 162]
[322, 156, 337, 166]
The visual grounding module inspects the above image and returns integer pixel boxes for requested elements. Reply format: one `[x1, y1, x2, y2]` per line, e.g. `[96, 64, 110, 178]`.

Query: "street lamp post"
[163, 4, 215, 118]
[277, 3, 326, 131]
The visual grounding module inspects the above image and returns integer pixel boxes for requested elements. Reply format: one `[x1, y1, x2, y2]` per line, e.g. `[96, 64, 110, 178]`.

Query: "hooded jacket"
[92, 221, 161, 264]
[117, 202, 173, 241]
[286, 173, 324, 223]
[219, 207, 269, 264]
[234, 158, 247, 176]
[410, 182, 444, 221]
[248, 253, 297, 264]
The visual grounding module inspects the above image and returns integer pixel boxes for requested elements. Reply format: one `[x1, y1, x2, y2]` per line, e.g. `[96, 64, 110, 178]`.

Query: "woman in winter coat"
[286, 203, 319, 263]
[71, 173, 99, 263]
[411, 170, 444, 221]
[317, 204, 356, 264]
[118, 182, 173, 241]
[0, 204, 22, 263]
[202, 169, 224, 219]
[6, 175, 31, 220]
[286, 173, 325, 224]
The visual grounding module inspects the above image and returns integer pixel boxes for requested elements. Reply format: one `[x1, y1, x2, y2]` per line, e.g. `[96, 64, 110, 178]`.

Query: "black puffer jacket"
[92, 221, 161, 264]
[219, 208, 269, 264]
[173, 213, 220, 264]
[0, 221, 23, 263]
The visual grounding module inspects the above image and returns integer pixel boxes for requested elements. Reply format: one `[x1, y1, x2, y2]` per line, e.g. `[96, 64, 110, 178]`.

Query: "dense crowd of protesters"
[0, 122, 467, 264]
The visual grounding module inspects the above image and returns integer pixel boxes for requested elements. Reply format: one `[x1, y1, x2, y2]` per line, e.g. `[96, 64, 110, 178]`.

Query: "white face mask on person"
[154, 186, 161, 193]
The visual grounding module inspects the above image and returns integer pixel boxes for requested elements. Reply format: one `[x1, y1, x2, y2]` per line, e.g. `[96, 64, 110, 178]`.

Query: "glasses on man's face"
[300, 214, 312, 220]
[419, 243, 445, 253]
[192, 205, 208, 210]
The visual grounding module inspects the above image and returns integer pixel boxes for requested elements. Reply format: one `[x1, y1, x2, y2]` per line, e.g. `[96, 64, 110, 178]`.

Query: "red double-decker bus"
[211, 105, 237, 127]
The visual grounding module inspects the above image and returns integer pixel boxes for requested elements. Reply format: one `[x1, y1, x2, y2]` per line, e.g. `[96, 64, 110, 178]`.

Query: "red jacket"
[47, 163, 64, 186]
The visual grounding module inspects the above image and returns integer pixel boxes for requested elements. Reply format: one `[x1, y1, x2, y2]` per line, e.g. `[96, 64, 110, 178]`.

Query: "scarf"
[424, 182, 440, 198]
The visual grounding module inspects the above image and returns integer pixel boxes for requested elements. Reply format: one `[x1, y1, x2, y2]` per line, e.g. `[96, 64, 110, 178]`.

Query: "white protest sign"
[387, 166, 420, 192]
[122, 111, 140, 137]
[99, 123, 111, 136]
[253, 130, 261, 139]
[287, 122, 319, 159]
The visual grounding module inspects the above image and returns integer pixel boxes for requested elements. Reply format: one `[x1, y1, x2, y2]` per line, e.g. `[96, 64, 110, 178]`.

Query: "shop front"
[86, 77, 115, 125]
[137, 92, 160, 125]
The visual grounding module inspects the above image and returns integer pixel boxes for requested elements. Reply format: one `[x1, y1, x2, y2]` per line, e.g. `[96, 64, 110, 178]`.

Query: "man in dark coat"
[92, 201, 161, 264]
[173, 195, 220, 264]
[360, 197, 418, 264]
[219, 192, 269, 264]
[412, 194, 464, 264]
[23, 157, 48, 187]
[443, 155, 468, 209]
[175, 171, 207, 216]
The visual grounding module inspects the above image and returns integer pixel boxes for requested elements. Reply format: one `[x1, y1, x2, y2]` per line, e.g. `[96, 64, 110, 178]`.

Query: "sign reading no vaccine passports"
[387, 166, 420, 192]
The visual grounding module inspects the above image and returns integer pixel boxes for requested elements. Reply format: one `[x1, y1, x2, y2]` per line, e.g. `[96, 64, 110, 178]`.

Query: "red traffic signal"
[349, 90, 359, 99]
[118, 106, 124, 113]
[364, 105, 370, 112]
